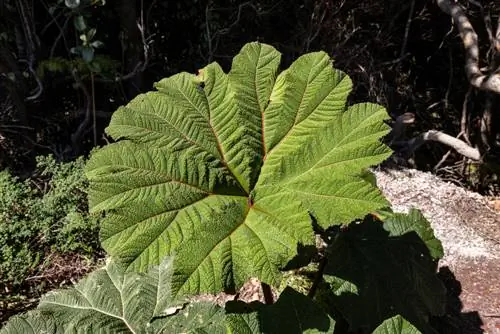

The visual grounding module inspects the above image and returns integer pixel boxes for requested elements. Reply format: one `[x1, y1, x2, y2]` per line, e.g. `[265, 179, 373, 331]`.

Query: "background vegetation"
[0, 0, 499, 327]
[0, 155, 102, 321]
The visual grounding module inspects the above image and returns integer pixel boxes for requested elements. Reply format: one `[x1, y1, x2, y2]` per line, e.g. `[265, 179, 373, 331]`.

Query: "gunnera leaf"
[375, 208, 444, 260]
[323, 211, 445, 333]
[224, 287, 336, 334]
[371, 315, 422, 334]
[85, 42, 392, 298]
[1, 259, 334, 334]
[1, 257, 178, 333]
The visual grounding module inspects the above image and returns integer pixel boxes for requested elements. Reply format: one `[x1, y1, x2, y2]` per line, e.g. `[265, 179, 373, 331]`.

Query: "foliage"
[36, 56, 120, 80]
[2, 0, 499, 191]
[323, 210, 445, 332]
[372, 315, 422, 334]
[0, 155, 102, 318]
[0, 257, 336, 334]
[2, 42, 445, 333]
[86, 41, 392, 298]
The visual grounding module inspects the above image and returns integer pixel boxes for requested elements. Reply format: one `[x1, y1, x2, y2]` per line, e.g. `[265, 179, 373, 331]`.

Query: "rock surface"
[374, 167, 500, 334]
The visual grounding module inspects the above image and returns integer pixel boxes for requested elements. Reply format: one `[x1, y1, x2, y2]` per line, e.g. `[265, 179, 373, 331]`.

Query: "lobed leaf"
[86, 41, 392, 298]
[1, 260, 335, 334]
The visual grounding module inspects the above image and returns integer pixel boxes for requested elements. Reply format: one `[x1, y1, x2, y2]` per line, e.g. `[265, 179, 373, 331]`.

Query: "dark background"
[1, 0, 499, 192]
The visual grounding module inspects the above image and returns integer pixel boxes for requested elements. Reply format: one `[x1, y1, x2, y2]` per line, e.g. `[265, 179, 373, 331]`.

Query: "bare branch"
[436, 0, 500, 93]
[70, 69, 91, 152]
[495, 15, 500, 53]
[18, 59, 43, 101]
[405, 130, 481, 160]
[400, 0, 416, 58]
[390, 112, 480, 161]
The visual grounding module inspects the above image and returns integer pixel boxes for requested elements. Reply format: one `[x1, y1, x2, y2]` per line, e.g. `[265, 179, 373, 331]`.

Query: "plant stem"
[308, 257, 327, 299]
[261, 282, 274, 304]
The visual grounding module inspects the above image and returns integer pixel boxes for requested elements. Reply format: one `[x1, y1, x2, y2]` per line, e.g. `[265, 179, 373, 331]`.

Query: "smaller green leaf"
[257, 287, 336, 333]
[81, 46, 95, 63]
[153, 302, 228, 333]
[0, 257, 178, 334]
[91, 40, 104, 48]
[372, 315, 422, 334]
[381, 208, 444, 260]
[73, 15, 86, 32]
[224, 287, 336, 334]
[87, 28, 96, 40]
[0, 311, 60, 334]
[1, 258, 334, 334]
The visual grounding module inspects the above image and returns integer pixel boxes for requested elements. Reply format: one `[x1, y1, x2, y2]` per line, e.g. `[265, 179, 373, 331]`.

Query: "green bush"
[0, 155, 102, 319]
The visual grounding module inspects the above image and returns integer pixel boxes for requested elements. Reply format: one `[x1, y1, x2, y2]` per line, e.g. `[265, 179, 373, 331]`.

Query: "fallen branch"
[405, 130, 481, 161]
[390, 113, 481, 161]
[496, 15, 500, 53]
[436, 0, 500, 93]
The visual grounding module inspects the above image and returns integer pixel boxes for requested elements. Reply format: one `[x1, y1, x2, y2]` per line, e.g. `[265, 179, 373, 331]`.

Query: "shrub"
[0, 156, 102, 321]
[1, 42, 446, 333]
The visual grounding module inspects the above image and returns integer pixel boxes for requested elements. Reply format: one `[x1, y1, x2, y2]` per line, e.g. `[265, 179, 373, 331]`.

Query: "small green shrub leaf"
[324, 212, 445, 333]
[86, 42, 392, 297]
[372, 315, 422, 334]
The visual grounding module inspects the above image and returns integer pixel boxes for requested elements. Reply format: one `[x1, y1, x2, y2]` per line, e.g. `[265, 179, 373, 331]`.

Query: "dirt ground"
[374, 168, 500, 334]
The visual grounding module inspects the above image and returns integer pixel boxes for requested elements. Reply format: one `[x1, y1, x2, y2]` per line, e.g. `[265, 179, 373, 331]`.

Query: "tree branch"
[405, 130, 481, 160]
[391, 113, 481, 161]
[495, 15, 500, 53]
[436, 0, 500, 93]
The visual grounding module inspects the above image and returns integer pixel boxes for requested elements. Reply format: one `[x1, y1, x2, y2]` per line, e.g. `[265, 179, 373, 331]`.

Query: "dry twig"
[391, 113, 481, 161]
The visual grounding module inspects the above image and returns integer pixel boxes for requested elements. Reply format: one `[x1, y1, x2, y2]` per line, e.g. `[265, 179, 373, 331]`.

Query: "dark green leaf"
[372, 315, 422, 334]
[323, 212, 445, 332]
[73, 15, 86, 32]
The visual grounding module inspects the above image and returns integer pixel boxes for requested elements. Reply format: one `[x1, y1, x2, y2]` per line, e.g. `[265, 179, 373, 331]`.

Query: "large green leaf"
[1, 257, 179, 333]
[323, 211, 445, 333]
[1, 259, 335, 334]
[86, 42, 392, 297]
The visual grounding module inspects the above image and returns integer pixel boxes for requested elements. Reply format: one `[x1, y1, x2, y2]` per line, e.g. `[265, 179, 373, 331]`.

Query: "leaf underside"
[1, 259, 335, 334]
[85, 42, 392, 297]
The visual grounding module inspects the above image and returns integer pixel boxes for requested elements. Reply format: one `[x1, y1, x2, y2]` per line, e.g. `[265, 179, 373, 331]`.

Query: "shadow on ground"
[431, 266, 483, 334]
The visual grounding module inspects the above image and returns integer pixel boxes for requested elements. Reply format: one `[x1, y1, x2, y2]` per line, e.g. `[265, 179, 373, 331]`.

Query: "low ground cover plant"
[1, 42, 446, 333]
[0, 156, 102, 322]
